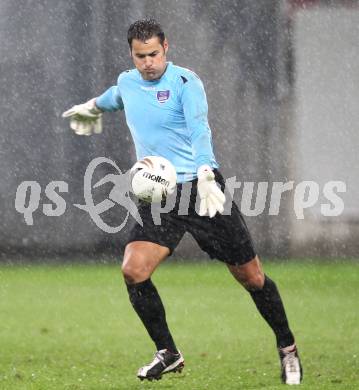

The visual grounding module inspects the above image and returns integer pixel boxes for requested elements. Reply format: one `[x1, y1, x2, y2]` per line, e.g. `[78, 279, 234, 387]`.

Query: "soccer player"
[62, 19, 303, 385]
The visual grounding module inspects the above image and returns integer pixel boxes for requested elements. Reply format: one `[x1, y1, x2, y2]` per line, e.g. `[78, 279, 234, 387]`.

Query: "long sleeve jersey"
[96, 61, 218, 182]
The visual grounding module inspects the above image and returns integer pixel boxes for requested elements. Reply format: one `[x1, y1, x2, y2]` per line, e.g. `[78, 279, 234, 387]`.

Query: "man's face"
[130, 37, 168, 81]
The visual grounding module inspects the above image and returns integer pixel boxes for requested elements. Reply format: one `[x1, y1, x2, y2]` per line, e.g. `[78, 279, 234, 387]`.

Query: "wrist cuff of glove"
[88, 98, 103, 114]
[197, 164, 213, 176]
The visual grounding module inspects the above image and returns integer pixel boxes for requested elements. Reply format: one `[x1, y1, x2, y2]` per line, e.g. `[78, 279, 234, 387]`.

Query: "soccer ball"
[130, 156, 177, 203]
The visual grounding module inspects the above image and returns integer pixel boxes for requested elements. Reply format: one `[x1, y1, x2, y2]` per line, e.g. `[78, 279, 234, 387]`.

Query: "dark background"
[1, 0, 357, 261]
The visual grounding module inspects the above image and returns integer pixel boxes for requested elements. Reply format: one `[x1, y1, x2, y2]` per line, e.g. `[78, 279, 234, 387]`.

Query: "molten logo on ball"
[142, 172, 170, 187]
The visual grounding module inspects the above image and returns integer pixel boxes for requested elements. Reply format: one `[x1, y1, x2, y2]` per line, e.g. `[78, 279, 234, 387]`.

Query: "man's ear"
[163, 39, 169, 55]
[129, 47, 132, 58]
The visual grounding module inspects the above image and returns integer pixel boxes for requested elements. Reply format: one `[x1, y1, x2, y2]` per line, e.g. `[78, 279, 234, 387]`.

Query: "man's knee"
[121, 251, 149, 284]
[121, 241, 170, 284]
[121, 261, 145, 284]
[241, 272, 265, 291]
[228, 256, 265, 291]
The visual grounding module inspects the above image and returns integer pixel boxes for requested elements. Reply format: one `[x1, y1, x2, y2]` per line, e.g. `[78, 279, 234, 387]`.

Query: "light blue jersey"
[96, 62, 218, 182]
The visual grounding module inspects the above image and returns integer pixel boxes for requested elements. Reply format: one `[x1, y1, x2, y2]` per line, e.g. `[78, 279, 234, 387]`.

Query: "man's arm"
[95, 85, 124, 112]
[181, 76, 213, 168]
[62, 76, 124, 135]
[181, 75, 225, 217]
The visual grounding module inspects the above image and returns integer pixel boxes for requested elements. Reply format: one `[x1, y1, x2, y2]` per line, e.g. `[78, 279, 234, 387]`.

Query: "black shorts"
[126, 170, 256, 265]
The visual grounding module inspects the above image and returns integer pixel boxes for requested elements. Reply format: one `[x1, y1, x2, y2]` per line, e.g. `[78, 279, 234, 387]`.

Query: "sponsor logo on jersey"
[157, 90, 170, 103]
[143, 171, 170, 187]
[141, 86, 157, 91]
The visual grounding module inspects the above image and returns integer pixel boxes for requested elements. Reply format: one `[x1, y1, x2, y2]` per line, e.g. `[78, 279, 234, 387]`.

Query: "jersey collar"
[136, 62, 173, 85]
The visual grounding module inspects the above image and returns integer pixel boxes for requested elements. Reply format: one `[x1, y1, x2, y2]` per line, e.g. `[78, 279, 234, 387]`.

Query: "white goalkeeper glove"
[197, 165, 226, 218]
[62, 98, 103, 136]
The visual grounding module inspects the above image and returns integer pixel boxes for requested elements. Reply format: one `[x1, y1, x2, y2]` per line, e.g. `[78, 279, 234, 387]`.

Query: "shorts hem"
[208, 243, 257, 266]
[125, 237, 175, 256]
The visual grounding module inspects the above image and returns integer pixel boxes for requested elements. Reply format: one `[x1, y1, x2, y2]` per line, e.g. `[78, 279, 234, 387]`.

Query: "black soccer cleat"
[279, 345, 303, 385]
[137, 349, 184, 381]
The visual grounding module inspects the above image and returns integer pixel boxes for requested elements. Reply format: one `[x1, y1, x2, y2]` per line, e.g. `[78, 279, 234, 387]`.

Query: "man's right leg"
[122, 241, 184, 380]
[122, 241, 177, 352]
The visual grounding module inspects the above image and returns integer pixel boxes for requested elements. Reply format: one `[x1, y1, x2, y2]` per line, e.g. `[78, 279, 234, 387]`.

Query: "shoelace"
[282, 352, 299, 372]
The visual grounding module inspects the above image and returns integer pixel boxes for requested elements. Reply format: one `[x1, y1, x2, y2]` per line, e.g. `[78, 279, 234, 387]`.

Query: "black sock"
[126, 279, 178, 353]
[249, 275, 295, 348]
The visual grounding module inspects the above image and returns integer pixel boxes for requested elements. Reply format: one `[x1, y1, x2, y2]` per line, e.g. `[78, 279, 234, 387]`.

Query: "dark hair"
[127, 19, 165, 48]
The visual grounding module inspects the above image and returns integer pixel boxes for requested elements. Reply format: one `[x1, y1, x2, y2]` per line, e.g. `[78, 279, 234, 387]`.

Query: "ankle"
[279, 343, 296, 354]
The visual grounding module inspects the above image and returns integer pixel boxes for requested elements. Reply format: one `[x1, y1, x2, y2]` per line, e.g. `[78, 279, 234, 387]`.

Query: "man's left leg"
[227, 256, 303, 385]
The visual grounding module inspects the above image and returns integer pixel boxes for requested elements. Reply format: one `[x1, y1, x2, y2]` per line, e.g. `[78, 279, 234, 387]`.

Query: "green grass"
[0, 260, 358, 389]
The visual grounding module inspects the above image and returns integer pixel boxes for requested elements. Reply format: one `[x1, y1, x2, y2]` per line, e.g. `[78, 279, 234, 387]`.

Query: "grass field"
[0, 260, 358, 389]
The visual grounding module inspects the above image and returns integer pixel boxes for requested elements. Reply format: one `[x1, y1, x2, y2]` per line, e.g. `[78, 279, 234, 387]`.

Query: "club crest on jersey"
[157, 90, 170, 103]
